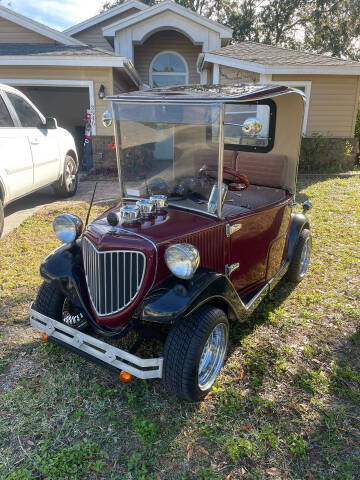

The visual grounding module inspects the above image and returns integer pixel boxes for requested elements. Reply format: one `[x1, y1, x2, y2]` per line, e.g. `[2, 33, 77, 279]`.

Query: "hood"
[82, 203, 226, 329]
[86, 202, 221, 248]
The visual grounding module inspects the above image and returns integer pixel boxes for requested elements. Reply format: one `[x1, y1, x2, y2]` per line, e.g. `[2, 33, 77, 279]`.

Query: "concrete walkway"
[3, 181, 120, 237]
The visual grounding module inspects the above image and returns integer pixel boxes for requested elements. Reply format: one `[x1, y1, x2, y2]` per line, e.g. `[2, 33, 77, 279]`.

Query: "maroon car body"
[32, 84, 312, 401]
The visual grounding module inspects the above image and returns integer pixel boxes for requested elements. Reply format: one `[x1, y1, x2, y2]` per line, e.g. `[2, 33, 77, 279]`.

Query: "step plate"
[29, 305, 163, 379]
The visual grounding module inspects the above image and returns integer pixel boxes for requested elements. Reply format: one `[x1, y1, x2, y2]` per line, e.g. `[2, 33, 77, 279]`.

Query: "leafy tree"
[101, 0, 360, 60]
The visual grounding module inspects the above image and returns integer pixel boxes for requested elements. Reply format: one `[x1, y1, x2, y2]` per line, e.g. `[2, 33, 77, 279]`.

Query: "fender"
[140, 268, 259, 325]
[286, 212, 310, 262]
[39, 240, 130, 337]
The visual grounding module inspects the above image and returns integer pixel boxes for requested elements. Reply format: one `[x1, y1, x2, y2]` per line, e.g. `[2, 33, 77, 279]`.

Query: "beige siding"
[0, 65, 114, 136]
[0, 17, 57, 43]
[272, 74, 360, 137]
[220, 66, 259, 84]
[133, 30, 201, 85]
[72, 8, 140, 51]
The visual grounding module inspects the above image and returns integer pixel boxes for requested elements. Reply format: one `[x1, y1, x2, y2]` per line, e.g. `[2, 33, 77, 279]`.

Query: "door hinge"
[225, 263, 240, 276]
[226, 223, 242, 237]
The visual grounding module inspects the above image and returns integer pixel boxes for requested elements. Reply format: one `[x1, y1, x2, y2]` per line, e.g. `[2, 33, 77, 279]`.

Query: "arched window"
[150, 51, 189, 87]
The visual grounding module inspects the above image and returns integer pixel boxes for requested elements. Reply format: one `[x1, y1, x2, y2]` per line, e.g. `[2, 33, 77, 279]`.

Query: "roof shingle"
[0, 44, 122, 58]
[208, 42, 360, 67]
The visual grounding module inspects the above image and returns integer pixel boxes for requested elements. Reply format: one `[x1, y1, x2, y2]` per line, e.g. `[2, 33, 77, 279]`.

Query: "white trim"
[200, 52, 360, 75]
[0, 55, 126, 68]
[0, 78, 96, 135]
[149, 50, 189, 87]
[259, 73, 272, 83]
[64, 0, 149, 36]
[213, 63, 219, 83]
[268, 80, 312, 134]
[102, 1, 232, 38]
[0, 5, 84, 46]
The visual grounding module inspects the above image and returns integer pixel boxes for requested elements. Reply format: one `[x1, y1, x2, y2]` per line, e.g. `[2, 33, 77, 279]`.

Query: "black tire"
[34, 281, 88, 330]
[162, 306, 229, 401]
[286, 228, 312, 283]
[53, 154, 78, 198]
[0, 200, 3, 238]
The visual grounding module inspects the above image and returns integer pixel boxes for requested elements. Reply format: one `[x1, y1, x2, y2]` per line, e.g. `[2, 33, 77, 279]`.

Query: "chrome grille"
[82, 237, 146, 316]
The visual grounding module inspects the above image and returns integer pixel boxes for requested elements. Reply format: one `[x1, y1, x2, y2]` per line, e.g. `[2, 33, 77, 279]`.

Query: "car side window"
[6, 92, 43, 128]
[0, 94, 14, 127]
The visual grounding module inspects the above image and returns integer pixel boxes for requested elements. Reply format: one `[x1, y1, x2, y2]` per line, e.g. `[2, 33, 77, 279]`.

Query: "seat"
[195, 148, 236, 170]
[235, 152, 288, 188]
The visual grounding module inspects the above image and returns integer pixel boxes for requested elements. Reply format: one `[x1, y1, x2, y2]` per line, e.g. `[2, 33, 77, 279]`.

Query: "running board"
[29, 305, 163, 380]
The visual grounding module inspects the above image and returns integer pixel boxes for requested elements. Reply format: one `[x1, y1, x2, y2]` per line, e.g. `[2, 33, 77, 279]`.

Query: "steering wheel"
[200, 165, 249, 191]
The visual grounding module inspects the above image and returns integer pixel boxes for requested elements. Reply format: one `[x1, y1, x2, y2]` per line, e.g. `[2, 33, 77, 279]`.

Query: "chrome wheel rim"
[65, 159, 77, 192]
[299, 237, 311, 277]
[198, 323, 228, 391]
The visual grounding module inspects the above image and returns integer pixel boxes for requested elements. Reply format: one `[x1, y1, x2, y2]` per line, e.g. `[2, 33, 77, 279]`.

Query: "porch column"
[213, 64, 219, 84]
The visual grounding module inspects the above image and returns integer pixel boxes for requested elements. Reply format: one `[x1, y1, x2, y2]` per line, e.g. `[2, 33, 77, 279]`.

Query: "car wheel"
[286, 228, 312, 283]
[54, 155, 78, 198]
[34, 281, 88, 330]
[162, 305, 229, 401]
[0, 200, 4, 238]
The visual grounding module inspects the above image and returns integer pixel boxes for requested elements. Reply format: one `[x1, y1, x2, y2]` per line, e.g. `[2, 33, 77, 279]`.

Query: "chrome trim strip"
[30, 306, 163, 380]
[217, 104, 225, 219]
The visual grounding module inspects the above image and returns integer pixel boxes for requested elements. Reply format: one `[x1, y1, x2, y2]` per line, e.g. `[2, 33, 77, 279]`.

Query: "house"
[198, 42, 360, 170]
[0, 1, 359, 171]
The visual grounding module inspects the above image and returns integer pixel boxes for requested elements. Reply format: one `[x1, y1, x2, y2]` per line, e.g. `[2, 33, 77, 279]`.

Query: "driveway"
[3, 180, 120, 236]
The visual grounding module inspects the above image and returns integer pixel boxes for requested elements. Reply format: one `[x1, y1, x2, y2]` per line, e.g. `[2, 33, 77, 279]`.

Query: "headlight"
[165, 243, 200, 279]
[53, 214, 83, 243]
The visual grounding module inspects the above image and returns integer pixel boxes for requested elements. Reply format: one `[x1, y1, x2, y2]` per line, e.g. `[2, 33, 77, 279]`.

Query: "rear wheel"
[286, 228, 312, 282]
[0, 200, 3, 238]
[53, 155, 78, 198]
[34, 281, 88, 330]
[162, 306, 229, 401]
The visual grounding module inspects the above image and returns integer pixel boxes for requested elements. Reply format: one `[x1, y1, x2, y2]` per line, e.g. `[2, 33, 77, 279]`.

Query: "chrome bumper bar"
[29, 305, 163, 380]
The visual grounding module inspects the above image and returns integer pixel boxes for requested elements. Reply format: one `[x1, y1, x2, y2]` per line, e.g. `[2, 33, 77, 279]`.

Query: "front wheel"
[162, 306, 229, 401]
[53, 155, 78, 198]
[34, 281, 88, 330]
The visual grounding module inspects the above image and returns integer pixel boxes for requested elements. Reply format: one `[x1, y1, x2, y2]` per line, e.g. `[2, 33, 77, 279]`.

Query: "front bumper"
[29, 305, 163, 380]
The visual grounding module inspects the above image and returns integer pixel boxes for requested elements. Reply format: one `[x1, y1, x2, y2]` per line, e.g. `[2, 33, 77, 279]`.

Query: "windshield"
[112, 102, 222, 216]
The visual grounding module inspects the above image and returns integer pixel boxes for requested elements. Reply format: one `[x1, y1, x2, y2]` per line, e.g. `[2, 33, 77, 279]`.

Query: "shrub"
[299, 134, 356, 173]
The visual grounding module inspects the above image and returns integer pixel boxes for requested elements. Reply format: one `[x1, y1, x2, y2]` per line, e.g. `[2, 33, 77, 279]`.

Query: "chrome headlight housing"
[53, 214, 83, 243]
[165, 243, 200, 279]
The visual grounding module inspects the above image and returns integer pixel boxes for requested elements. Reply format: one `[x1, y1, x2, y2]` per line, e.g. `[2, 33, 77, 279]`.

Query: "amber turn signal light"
[41, 332, 48, 343]
[119, 370, 132, 383]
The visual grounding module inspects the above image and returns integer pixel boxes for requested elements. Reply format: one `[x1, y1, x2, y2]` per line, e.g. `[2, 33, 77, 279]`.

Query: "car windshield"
[112, 102, 222, 215]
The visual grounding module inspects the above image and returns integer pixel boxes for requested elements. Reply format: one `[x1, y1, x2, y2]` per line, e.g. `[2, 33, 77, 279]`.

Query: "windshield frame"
[111, 100, 225, 219]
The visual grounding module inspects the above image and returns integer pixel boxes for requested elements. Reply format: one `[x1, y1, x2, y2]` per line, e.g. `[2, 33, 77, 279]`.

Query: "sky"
[0, 0, 105, 30]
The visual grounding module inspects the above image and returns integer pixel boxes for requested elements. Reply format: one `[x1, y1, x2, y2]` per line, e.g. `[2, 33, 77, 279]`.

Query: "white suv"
[0, 84, 79, 237]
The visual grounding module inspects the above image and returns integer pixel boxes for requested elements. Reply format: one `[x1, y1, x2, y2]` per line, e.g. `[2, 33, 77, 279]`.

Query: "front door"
[6, 91, 61, 188]
[227, 203, 291, 292]
[0, 92, 34, 201]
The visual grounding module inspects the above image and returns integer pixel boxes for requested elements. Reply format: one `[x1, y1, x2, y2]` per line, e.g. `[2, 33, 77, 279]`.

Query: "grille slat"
[83, 237, 146, 316]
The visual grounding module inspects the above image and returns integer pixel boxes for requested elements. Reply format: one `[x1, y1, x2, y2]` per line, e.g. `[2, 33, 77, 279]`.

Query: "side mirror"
[242, 117, 262, 137]
[102, 109, 113, 128]
[302, 200, 312, 213]
[45, 117, 57, 129]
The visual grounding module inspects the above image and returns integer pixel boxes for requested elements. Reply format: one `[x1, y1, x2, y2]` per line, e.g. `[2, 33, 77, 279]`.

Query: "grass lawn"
[0, 175, 359, 480]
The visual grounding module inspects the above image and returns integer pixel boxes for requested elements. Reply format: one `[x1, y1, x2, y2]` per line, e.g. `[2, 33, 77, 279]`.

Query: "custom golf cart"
[30, 84, 312, 401]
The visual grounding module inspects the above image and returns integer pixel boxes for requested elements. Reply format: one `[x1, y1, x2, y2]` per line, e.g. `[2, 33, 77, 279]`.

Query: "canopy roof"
[107, 83, 305, 103]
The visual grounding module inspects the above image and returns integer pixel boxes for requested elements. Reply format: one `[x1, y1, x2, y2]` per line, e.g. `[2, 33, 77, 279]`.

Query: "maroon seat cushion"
[195, 148, 236, 170]
[235, 152, 288, 188]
